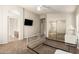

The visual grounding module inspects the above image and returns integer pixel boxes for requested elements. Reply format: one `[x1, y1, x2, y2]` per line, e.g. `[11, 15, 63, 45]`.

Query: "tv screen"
[24, 19, 33, 26]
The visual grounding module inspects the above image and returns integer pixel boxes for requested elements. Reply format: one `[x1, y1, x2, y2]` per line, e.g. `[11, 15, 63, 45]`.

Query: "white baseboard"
[0, 41, 8, 44]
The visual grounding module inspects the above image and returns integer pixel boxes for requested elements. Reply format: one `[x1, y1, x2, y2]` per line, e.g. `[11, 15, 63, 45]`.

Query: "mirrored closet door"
[48, 21, 57, 40]
[56, 20, 66, 42]
[48, 20, 66, 42]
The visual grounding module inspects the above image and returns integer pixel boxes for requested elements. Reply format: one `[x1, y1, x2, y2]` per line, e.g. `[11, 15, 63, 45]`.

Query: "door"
[48, 20, 66, 42]
[8, 17, 19, 42]
[48, 21, 57, 40]
[57, 20, 66, 42]
[40, 18, 46, 36]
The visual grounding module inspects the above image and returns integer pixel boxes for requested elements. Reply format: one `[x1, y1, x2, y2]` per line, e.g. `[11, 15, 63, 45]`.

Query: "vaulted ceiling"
[21, 5, 77, 15]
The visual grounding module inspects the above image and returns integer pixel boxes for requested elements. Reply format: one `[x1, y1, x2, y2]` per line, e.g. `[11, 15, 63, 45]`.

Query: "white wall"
[0, 6, 3, 43]
[76, 7, 79, 34]
[24, 9, 40, 38]
[75, 7, 79, 48]
[7, 6, 24, 40]
[66, 13, 76, 34]
[46, 13, 75, 42]
[0, 6, 8, 43]
[0, 6, 40, 43]
[0, 6, 23, 44]
[40, 14, 46, 19]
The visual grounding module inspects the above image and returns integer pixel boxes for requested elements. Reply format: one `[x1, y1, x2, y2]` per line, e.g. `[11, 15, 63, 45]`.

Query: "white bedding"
[55, 49, 72, 54]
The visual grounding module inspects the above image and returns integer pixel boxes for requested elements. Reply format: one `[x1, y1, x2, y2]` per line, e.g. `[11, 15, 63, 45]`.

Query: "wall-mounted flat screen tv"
[24, 19, 33, 26]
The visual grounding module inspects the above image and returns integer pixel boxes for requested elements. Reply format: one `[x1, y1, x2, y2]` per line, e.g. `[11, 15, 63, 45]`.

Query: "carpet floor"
[0, 38, 79, 54]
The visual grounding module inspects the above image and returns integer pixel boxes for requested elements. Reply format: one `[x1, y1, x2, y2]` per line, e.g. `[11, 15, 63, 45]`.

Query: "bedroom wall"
[75, 6, 79, 48]
[66, 13, 76, 34]
[7, 6, 24, 40]
[46, 13, 75, 41]
[24, 9, 40, 38]
[0, 6, 3, 43]
[0, 6, 23, 44]
[0, 6, 9, 43]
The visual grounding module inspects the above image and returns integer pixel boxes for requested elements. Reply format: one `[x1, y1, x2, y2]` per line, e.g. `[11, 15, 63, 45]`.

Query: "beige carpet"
[0, 39, 29, 54]
[0, 38, 78, 54]
[33, 44, 56, 54]
[44, 39, 77, 54]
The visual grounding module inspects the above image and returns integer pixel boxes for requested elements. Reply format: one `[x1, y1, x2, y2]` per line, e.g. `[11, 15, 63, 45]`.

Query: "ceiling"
[21, 5, 77, 15]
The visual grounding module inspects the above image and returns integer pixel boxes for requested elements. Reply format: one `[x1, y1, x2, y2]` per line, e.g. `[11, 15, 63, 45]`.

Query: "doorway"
[40, 18, 46, 36]
[48, 20, 66, 42]
[8, 17, 19, 42]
